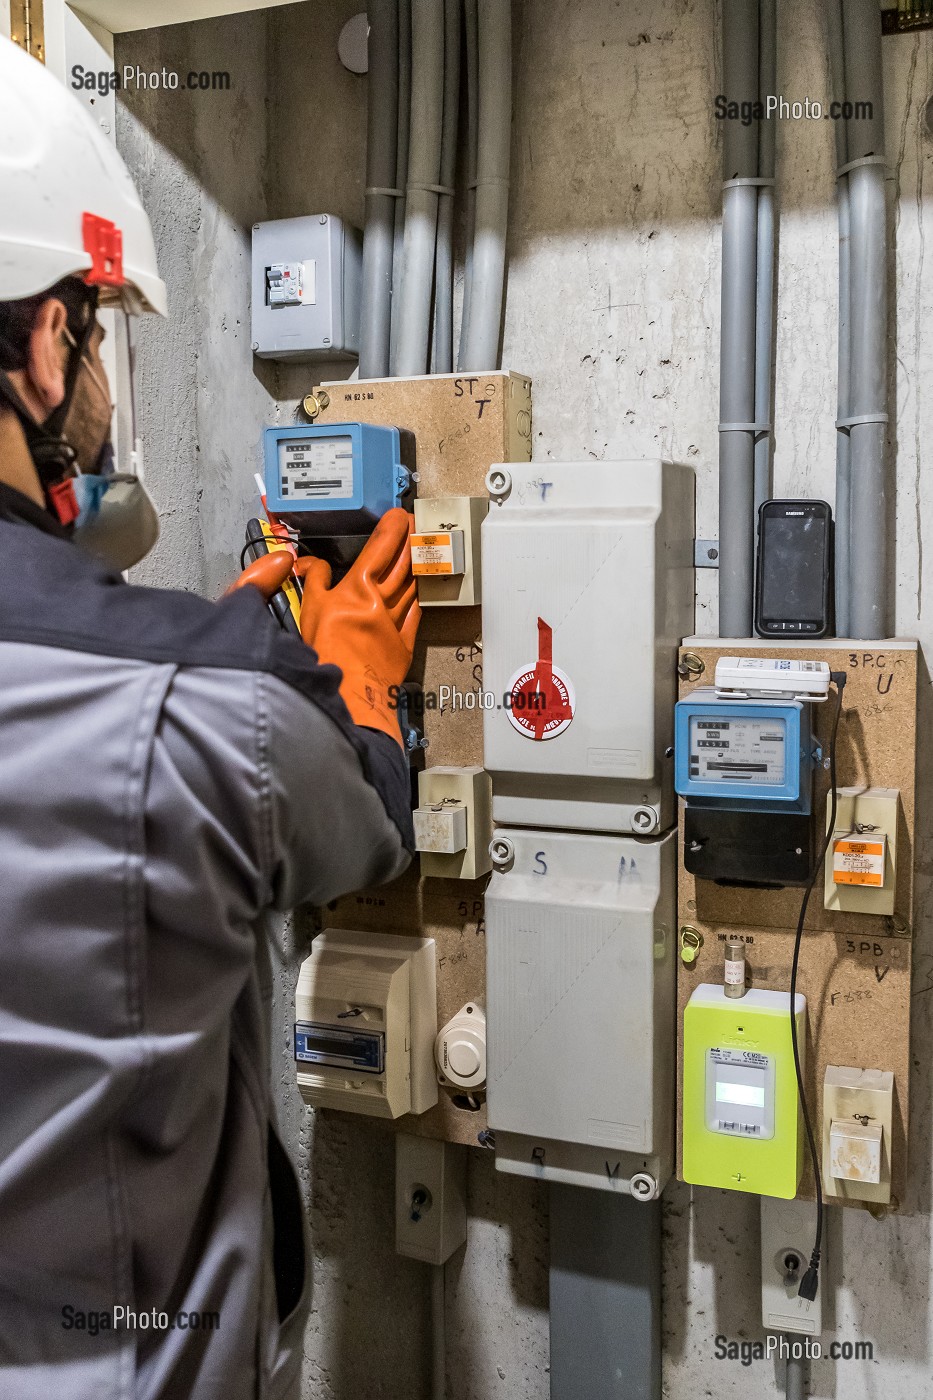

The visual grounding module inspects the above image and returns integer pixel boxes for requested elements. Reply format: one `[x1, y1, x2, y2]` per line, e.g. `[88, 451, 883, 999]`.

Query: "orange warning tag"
[833, 836, 886, 887]
[411, 530, 465, 577]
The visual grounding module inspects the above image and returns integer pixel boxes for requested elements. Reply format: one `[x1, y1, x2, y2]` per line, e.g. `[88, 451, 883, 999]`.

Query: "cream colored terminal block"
[412, 496, 488, 606]
[414, 767, 493, 879]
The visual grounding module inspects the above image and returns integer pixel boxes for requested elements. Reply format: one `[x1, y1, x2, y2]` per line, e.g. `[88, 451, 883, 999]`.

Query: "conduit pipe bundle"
[360, 0, 400, 378]
[825, 0, 888, 639]
[718, 0, 777, 639]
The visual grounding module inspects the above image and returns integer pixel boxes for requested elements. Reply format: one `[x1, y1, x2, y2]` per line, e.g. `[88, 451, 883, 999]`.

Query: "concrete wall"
[115, 2, 933, 1397]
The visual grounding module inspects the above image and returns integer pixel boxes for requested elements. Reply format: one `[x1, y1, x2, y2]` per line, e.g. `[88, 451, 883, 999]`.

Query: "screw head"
[251, 341, 259, 351]
[632, 807, 657, 833]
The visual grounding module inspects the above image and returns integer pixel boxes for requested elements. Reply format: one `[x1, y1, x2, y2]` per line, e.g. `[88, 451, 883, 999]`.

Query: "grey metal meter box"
[251, 214, 362, 362]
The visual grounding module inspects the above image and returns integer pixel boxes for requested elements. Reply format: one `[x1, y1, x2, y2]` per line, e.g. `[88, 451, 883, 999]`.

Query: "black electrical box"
[683, 805, 816, 888]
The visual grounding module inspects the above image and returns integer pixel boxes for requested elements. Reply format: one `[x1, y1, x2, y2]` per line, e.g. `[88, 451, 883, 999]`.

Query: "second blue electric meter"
[263, 422, 411, 534]
[675, 693, 811, 809]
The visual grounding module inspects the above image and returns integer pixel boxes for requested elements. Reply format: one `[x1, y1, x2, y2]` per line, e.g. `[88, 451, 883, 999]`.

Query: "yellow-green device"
[682, 984, 806, 1198]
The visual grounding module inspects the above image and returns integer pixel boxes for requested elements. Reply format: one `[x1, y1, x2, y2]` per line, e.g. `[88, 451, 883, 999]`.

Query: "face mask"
[64, 315, 160, 572]
[70, 463, 160, 573]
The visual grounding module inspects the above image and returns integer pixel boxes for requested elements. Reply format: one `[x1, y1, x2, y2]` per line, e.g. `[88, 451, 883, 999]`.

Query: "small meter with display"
[263, 421, 411, 534]
[675, 690, 811, 809]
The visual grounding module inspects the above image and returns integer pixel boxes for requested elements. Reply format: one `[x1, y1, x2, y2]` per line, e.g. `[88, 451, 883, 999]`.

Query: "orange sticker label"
[833, 838, 886, 887]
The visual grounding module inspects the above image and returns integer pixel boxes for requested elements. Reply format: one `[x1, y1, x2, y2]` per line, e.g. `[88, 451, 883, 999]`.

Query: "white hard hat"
[0, 37, 166, 316]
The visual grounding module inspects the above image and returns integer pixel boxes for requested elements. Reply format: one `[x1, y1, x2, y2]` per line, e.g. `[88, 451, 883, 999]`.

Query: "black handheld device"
[754, 499, 833, 639]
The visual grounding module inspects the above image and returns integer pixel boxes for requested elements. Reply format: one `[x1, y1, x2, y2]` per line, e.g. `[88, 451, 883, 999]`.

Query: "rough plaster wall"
[115, 1, 933, 1397]
[115, 12, 277, 598]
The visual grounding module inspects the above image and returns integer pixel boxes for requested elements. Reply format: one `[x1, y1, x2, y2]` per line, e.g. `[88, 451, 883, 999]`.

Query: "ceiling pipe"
[394, 0, 445, 377]
[458, 0, 479, 372]
[389, 0, 412, 374]
[432, 0, 461, 374]
[359, 0, 399, 380]
[718, 0, 761, 638]
[840, 0, 888, 640]
[825, 0, 852, 636]
[458, 0, 511, 372]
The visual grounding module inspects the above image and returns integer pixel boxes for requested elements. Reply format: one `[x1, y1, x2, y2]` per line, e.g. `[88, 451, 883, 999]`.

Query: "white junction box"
[294, 929, 437, 1119]
[481, 460, 695, 835]
[485, 827, 676, 1196]
[761, 1197, 823, 1336]
[821, 1065, 894, 1204]
[395, 1135, 467, 1266]
[412, 496, 488, 607]
[825, 787, 899, 916]
[251, 214, 362, 362]
[414, 766, 493, 879]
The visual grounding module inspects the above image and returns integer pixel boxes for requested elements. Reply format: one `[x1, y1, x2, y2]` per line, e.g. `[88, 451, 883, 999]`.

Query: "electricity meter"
[263, 422, 412, 536]
[682, 984, 806, 1199]
[674, 690, 817, 887]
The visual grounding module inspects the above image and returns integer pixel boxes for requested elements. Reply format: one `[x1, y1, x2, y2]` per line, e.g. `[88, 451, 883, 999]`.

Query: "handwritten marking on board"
[829, 988, 873, 1007]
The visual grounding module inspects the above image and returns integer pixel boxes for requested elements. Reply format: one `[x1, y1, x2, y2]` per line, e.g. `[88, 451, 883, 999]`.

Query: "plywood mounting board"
[315, 373, 532, 1147]
[676, 639, 918, 1206]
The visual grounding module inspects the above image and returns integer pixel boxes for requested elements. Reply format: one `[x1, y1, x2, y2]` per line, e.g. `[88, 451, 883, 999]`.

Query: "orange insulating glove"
[293, 508, 420, 746]
[227, 550, 295, 601]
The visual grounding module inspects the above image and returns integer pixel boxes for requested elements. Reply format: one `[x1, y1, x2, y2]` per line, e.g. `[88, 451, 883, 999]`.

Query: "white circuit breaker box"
[485, 827, 676, 1196]
[481, 460, 695, 834]
[294, 929, 437, 1119]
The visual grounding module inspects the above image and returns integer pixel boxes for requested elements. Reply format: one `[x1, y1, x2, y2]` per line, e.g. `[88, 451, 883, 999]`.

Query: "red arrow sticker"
[506, 617, 575, 740]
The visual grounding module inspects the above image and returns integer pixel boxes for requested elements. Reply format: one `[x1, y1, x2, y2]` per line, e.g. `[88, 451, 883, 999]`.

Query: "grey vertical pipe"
[825, 0, 851, 633]
[459, 0, 512, 372]
[843, 0, 888, 639]
[785, 1347, 807, 1400]
[458, 0, 479, 370]
[433, 0, 461, 373]
[395, 0, 445, 377]
[719, 0, 760, 639]
[389, 0, 412, 373]
[360, 0, 399, 379]
[431, 1264, 446, 1400]
[549, 1185, 661, 1400]
[753, 0, 776, 515]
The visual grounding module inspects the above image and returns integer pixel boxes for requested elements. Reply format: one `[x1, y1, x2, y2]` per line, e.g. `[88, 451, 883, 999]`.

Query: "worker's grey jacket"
[0, 484, 413, 1400]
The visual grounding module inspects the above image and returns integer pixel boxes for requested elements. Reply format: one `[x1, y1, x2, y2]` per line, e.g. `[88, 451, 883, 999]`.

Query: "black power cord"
[790, 670, 847, 1302]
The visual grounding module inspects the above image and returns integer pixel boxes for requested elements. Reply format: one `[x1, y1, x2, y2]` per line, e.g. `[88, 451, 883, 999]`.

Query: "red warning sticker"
[506, 617, 575, 740]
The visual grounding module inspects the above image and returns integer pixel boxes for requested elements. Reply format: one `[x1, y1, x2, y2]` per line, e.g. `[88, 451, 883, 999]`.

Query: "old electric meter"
[674, 691, 816, 886]
[263, 422, 411, 535]
[682, 984, 806, 1198]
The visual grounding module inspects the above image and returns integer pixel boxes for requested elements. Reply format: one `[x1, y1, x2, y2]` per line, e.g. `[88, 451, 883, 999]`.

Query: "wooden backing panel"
[315, 373, 532, 1147]
[676, 640, 918, 1205]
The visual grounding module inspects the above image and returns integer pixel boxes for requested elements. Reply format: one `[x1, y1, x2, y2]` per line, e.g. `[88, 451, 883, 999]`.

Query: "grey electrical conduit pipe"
[394, 0, 445, 377]
[458, 0, 511, 372]
[719, 0, 761, 639]
[458, 0, 479, 371]
[433, 0, 461, 373]
[825, 0, 852, 635]
[360, 0, 399, 379]
[431, 1264, 445, 1400]
[785, 1344, 806, 1400]
[389, 0, 412, 372]
[841, 0, 888, 641]
[753, 0, 776, 515]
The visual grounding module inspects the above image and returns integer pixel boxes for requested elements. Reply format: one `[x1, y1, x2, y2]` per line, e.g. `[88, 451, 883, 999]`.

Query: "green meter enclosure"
[682, 984, 806, 1198]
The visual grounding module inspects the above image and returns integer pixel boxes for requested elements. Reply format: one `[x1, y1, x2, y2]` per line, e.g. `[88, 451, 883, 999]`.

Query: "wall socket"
[760, 1196, 823, 1336]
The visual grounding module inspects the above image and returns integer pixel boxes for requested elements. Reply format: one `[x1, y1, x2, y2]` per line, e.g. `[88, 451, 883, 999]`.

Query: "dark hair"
[0, 278, 98, 373]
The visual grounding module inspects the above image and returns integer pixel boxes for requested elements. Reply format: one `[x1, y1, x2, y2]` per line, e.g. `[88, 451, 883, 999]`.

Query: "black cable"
[791, 670, 847, 1302]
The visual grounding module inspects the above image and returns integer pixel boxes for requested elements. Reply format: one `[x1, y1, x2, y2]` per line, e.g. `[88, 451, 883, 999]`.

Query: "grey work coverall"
[0, 482, 413, 1399]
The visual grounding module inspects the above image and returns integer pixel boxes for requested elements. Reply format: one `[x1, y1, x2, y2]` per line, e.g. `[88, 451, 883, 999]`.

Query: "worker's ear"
[9, 297, 69, 423]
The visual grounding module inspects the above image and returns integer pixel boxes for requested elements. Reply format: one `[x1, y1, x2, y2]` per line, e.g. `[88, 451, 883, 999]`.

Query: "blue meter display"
[675, 692, 811, 810]
[263, 421, 411, 534]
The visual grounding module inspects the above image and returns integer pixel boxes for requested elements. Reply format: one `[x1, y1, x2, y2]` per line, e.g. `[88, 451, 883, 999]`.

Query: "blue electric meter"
[675, 692, 811, 810]
[263, 422, 411, 534]
[675, 690, 818, 888]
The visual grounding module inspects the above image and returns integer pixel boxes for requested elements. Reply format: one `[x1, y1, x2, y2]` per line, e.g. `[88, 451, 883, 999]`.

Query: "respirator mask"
[0, 283, 160, 572]
[57, 316, 160, 572]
